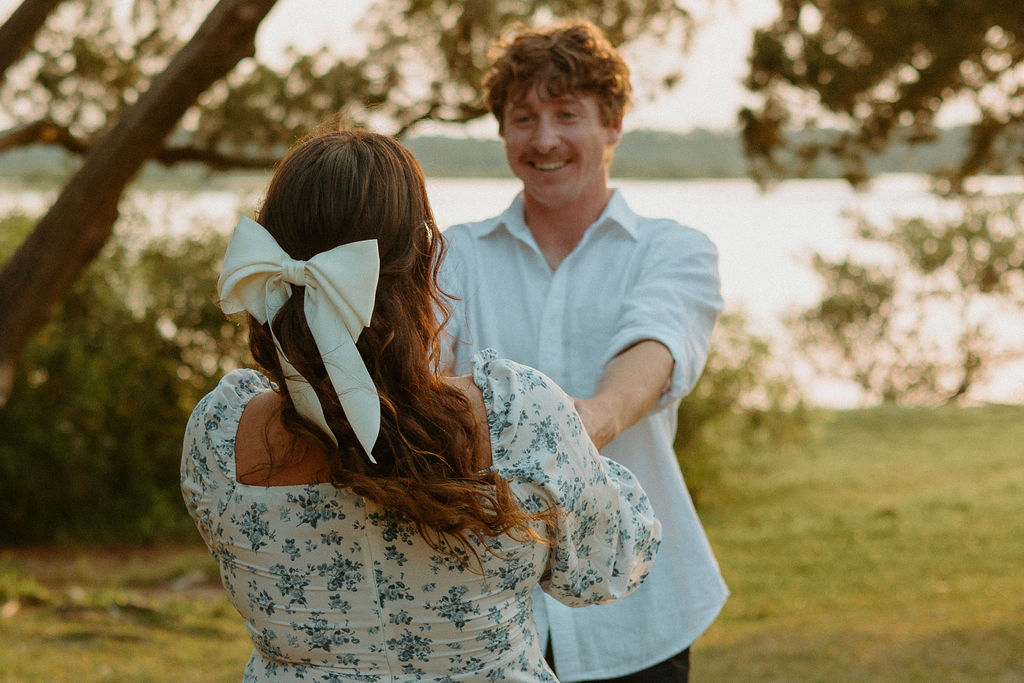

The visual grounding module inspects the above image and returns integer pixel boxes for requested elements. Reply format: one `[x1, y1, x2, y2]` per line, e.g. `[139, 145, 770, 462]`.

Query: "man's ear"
[606, 117, 624, 146]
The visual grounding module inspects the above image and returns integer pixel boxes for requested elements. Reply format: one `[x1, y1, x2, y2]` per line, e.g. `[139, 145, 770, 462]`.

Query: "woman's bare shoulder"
[235, 390, 329, 485]
[444, 374, 492, 469]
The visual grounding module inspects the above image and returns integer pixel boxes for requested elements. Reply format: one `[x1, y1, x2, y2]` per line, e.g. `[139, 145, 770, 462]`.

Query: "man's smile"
[531, 160, 568, 171]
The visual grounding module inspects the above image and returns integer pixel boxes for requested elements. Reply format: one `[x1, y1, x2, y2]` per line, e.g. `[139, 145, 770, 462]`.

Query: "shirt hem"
[552, 595, 728, 682]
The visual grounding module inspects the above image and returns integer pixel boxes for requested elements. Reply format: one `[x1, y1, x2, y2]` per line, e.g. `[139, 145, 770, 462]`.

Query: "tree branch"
[391, 101, 490, 139]
[0, 118, 279, 169]
[157, 145, 278, 170]
[0, 0, 67, 85]
[0, 118, 89, 154]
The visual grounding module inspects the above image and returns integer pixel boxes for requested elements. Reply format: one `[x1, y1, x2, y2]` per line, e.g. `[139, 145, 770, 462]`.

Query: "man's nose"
[531, 117, 559, 152]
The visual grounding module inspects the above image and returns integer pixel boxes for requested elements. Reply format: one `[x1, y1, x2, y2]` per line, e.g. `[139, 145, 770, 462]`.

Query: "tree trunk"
[0, 0, 279, 407]
[0, 0, 66, 84]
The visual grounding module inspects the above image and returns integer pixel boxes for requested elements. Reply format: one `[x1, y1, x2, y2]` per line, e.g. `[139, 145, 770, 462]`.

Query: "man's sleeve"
[601, 226, 724, 405]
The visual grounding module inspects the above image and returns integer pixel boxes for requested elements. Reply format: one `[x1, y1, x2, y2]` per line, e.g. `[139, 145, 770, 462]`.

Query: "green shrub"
[676, 312, 808, 508]
[0, 215, 247, 545]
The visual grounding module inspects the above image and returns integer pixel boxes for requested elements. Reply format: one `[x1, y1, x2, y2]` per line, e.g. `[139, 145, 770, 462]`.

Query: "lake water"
[3, 174, 1023, 406]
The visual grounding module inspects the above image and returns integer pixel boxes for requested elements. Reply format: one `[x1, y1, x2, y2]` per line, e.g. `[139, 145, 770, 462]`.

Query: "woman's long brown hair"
[246, 127, 553, 561]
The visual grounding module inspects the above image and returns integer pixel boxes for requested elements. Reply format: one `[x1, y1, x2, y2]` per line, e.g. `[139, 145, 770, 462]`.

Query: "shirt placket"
[536, 262, 570, 387]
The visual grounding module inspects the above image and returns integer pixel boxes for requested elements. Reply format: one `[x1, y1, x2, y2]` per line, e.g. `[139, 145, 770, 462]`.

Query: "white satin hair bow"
[218, 216, 381, 462]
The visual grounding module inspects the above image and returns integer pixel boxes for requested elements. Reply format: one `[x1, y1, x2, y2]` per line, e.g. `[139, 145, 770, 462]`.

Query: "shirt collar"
[479, 189, 639, 243]
[596, 190, 639, 239]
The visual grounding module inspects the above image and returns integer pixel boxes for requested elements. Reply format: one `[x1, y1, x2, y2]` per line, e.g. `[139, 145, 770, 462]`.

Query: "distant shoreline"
[0, 126, 990, 183]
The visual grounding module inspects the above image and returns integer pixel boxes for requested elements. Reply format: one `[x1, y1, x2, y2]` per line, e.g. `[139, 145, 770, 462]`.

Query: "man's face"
[502, 86, 622, 214]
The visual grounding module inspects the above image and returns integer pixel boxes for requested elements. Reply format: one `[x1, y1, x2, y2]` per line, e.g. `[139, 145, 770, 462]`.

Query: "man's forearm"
[574, 339, 673, 450]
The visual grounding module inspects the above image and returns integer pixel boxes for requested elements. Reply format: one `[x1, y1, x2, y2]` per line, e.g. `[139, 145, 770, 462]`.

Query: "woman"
[180, 127, 661, 681]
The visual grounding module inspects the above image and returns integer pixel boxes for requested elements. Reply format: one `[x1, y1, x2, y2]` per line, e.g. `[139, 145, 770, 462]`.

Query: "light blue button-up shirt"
[441, 190, 729, 681]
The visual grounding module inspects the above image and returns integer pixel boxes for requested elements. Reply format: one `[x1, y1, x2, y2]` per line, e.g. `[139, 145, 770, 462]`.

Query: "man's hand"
[573, 340, 673, 451]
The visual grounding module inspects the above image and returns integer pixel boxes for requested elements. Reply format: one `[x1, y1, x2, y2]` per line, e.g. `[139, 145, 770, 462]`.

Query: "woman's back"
[216, 472, 547, 680]
[182, 352, 660, 681]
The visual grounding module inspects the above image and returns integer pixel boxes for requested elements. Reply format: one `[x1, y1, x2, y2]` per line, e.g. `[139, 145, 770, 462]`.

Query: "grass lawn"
[1, 403, 1022, 681]
[0, 545, 251, 681]
[692, 403, 1024, 682]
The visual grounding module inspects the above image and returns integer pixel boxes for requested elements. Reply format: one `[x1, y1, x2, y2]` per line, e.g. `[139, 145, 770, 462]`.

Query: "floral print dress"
[181, 350, 661, 682]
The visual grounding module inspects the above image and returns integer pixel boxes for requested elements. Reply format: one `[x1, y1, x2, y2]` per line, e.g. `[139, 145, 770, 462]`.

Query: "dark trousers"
[547, 644, 691, 683]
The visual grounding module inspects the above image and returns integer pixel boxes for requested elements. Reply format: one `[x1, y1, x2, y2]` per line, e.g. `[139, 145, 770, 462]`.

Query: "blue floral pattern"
[181, 350, 660, 681]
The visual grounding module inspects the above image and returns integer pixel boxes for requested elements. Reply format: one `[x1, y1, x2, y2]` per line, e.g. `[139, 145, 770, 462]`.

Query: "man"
[440, 20, 728, 682]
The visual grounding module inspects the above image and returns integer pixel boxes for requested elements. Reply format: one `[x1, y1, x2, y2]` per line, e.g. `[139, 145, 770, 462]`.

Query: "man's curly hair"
[484, 19, 632, 135]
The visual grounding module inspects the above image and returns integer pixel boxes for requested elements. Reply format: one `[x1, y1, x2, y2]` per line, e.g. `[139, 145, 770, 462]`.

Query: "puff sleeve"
[180, 369, 270, 544]
[472, 350, 662, 606]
